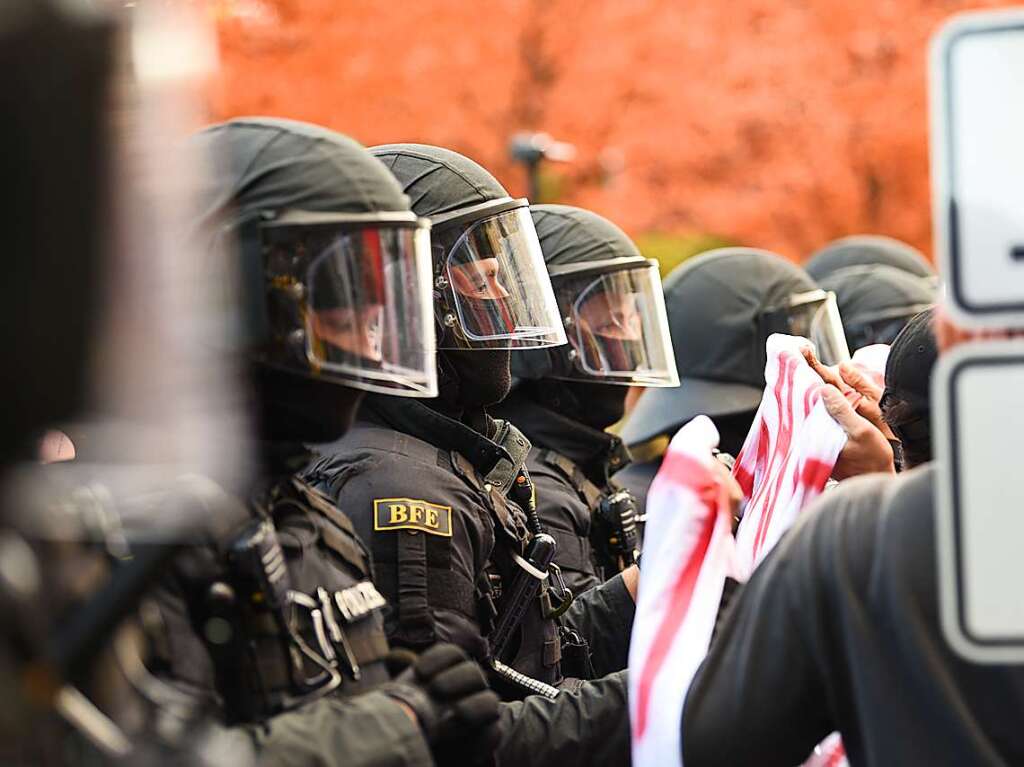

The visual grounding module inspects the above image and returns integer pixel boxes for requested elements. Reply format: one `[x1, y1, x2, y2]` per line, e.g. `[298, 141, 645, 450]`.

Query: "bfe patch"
[374, 497, 453, 537]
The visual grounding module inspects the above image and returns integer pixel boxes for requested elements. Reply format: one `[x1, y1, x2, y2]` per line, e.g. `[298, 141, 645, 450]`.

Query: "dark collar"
[362, 395, 512, 477]
[493, 389, 631, 485]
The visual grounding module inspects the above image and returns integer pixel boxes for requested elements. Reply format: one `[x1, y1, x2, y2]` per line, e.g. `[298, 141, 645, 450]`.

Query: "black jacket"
[683, 464, 1024, 767]
[306, 395, 637, 766]
[493, 389, 632, 593]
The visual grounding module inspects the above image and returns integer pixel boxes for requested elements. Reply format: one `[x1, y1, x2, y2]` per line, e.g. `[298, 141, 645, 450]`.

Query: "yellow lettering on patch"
[374, 498, 453, 537]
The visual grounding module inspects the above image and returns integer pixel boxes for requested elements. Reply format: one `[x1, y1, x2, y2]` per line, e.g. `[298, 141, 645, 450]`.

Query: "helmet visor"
[553, 259, 679, 386]
[263, 212, 437, 397]
[761, 290, 851, 365]
[440, 203, 566, 350]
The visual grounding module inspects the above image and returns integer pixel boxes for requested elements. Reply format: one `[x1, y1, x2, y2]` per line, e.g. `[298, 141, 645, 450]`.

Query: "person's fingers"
[429, 662, 488, 700]
[451, 690, 500, 725]
[802, 346, 851, 393]
[711, 460, 743, 514]
[838, 361, 883, 401]
[821, 385, 867, 437]
[837, 362, 896, 439]
[414, 643, 467, 679]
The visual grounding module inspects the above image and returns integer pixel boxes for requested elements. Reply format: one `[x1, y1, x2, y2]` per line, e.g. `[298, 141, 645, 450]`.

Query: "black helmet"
[818, 263, 936, 351]
[805, 234, 935, 282]
[192, 119, 437, 397]
[620, 247, 846, 445]
[371, 144, 565, 352]
[511, 204, 678, 387]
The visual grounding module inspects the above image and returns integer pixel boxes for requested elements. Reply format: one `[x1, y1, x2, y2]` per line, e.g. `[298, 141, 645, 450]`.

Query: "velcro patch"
[373, 497, 453, 537]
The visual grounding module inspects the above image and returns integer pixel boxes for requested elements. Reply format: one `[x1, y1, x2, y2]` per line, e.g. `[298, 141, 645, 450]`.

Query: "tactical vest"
[165, 477, 391, 724]
[307, 424, 564, 688]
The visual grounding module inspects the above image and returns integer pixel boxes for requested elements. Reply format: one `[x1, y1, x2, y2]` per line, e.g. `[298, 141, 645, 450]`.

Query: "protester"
[881, 308, 937, 470]
[679, 307, 1024, 766]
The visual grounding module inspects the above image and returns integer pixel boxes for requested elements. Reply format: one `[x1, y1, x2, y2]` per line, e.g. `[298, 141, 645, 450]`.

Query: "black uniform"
[151, 451, 432, 766]
[493, 388, 633, 593]
[306, 395, 636, 764]
[683, 464, 1024, 767]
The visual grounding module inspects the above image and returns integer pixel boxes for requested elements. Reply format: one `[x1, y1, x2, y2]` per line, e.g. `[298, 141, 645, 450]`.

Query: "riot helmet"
[192, 120, 437, 398]
[805, 234, 936, 283]
[371, 144, 566, 352]
[818, 264, 936, 352]
[511, 205, 678, 387]
[620, 247, 848, 446]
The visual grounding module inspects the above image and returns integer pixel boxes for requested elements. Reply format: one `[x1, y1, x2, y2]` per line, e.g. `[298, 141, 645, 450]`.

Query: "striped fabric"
[629, 335, 849, 767]
[628, 415, 735, 767]
[732, 334, 848, 577]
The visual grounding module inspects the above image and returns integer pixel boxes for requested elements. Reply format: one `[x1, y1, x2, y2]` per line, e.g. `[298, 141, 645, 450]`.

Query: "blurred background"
[207, 0, 1018, 274]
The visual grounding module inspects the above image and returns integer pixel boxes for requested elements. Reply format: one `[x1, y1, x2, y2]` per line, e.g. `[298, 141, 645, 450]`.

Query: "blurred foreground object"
[0, 1, 254, 763]
[930, 8, 1024, 663]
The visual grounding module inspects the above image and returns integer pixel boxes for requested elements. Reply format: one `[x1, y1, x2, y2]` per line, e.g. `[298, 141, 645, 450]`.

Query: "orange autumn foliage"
[210, 0, 1019, 263]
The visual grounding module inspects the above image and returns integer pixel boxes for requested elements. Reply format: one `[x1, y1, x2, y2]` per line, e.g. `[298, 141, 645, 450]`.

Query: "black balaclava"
[521, 379, 627, 431]
[510, 205, 648, 430]
[371, 144, 517, 427]
[191, 119, 412, 446]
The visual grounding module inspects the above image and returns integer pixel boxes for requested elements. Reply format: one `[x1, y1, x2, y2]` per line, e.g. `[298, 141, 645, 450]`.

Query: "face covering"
[252, 365, 364, 444]
[524, 379, 629, 431]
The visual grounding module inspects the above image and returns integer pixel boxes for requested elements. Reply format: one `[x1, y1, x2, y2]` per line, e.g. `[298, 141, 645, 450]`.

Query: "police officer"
[616, 247, 848, 511]
[816, 264, 935, 352]
[151, 118, 501, 767]
[304, 145, 634, 766]
[804, 233, 937, 283]
[492, 204, 678, 593]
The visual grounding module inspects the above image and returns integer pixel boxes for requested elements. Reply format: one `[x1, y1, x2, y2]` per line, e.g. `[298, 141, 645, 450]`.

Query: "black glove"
[383, 643, 501, 765]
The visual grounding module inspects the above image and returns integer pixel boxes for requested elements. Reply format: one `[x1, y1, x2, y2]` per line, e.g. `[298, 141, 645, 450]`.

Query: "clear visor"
[265, 219, 437, 396]
[555, 262, 679, 386]
[441, 206, 567, 350]
[761, 290, 851, 365]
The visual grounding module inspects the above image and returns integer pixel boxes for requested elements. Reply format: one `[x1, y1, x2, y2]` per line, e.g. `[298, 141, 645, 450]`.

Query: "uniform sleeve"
[680, 481, 884, 767]
[250, 691, 434, 767]
[496, 671, 630, 767]
[561, 573, 635, 676]
[316, 452, 495, 660]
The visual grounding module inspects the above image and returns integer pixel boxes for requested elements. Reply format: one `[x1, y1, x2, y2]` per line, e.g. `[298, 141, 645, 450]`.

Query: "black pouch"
[558, 626, 594, 680]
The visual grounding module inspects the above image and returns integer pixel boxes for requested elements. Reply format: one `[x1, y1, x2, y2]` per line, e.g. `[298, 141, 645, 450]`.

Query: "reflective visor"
[551, 258, 679, 386]
[434, 201, 566, 350]
[760, 289, 851, 365]
[261, 211, 437, 397]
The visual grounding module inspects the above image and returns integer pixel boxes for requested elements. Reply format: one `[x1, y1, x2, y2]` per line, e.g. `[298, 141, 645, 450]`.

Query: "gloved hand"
[383, 643, 501, 766]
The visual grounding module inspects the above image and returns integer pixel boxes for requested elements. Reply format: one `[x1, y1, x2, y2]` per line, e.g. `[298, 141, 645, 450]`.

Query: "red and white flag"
[851, 343, 890, 389]
[628, 415, 735, 767]
[629, 335, 850, 767]
[732, 334, 848, 577]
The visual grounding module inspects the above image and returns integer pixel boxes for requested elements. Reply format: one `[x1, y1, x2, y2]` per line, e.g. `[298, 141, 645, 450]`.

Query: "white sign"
[930, 11, 1024, 327]
[935, 340, 1024, 662]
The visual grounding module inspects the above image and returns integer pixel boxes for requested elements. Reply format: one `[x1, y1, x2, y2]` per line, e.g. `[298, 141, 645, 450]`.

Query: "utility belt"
[201, 478, 390, 724]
